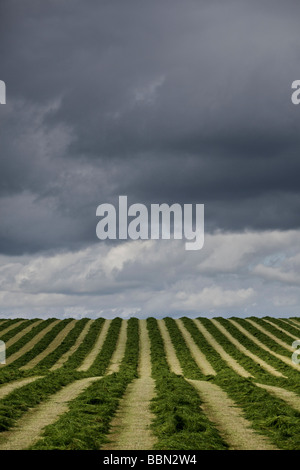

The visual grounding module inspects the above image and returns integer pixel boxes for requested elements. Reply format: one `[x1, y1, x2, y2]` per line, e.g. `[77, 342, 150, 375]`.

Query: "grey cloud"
[0, 1, 300, 319]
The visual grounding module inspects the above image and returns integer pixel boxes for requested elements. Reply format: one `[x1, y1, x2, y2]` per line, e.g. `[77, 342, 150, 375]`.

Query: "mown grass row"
[61, 318, 104, 370]
[263, 318, 300, 337]
[10, 319, 73, 369]
[250, 318, 299, 344]
[169, 318, 300, 450]
[0, 320, 37, 344]
[182, 317, 251, 376]
[147, 317, 228, 450]
[0, 318, 124, 437]
[30, 318, 139, 450]
[0, 319, 58, 385]
[0, 319, 24, 333]
[215, 318, 300, 385]
[163, 318, 205, 380]
[5, 319, 56, 361]
[232, 318, 293, 356]
[88, 317, 122, 376]
[195, 318, 287, 383]
[0, 370, 78, 432]
[29, 319, 89, 372]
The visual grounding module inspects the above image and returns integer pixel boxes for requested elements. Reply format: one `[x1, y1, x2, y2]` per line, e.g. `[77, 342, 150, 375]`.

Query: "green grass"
[30, 318, 139, 450]
[147, 318, 228, 450]
[0, 316, 299, 450]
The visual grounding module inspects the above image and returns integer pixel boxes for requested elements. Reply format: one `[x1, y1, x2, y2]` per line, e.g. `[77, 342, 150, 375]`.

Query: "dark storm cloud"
[1, 0, 300, 254]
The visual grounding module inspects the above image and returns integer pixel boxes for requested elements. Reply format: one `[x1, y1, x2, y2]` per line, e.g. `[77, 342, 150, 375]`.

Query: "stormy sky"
[0, 0, 300, 318]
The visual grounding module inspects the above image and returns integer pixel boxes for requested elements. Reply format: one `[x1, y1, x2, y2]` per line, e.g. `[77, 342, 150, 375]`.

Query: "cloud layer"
[0, 1, 300, 317]
[0, 230, 299, 318]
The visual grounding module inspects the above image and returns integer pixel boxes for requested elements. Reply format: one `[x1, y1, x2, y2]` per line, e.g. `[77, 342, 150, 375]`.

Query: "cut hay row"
[285, 318, 300, 331]
[0, 377, 101, 450]
[0, 316, 299, 450]
[262, 318, 299, 341]
[106, 320, 128, 375]
[29, 318, 139, 450]
[193, 319, 252, 378]
[21, 320, 77, 370]
[5, 320, 43, 349]
[0, 320, 26, 338]
[4, 320, 61, 366]
[0, 377, 43, 400]
[254, 383, 300, 413]
[187, 379, 277, 450]
[160, 319, 300, 449]
[157, 318, 183, 375]
[77, 319, 111, 372]
[175, 319, 216, 376]
[103, 320, 156, 450]
[229, 319, 300, 372]
[244, 318, 294, 351]
[211, 319, 285, 377]
[50, 319, 93, 371]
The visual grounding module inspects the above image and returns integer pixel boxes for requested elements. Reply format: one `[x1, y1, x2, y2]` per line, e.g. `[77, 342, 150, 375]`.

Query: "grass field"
[0, 316, 299, 450]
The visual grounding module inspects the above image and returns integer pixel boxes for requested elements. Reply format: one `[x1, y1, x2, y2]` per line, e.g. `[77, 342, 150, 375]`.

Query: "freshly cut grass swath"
[62, 318, 105, 370]
[147, 318, 228, 450]
[188, 379, 277, 450]
[254, 383, 300, 413]
[87, 317, 122, 376]
[0, 320, 26, 338]
[175, 319, 216, 376]
[21, 320, 77, 370]
[0, 320, 38, 345]
[157, 319, 182, 375]
[102, 320, 156, 450]
[0, 377, 101, 450]
[0, 377, 43, 400]
[210, 318, 285, 377]
[106, 320, 127, 375]
[228, 318, 300, 374]
[10, 320, 72, 369]
[5, 320, 43, 349]
[50, 319, 93, 371]
[5, 319, 60, 367]
[0, 316, 299, 450]
[163, 318, 206, 380]
[252, 318, 299, 343]
[30, 318, 139, 450]
[190, 319, 251, 378]
[76, 319, 110, 371]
